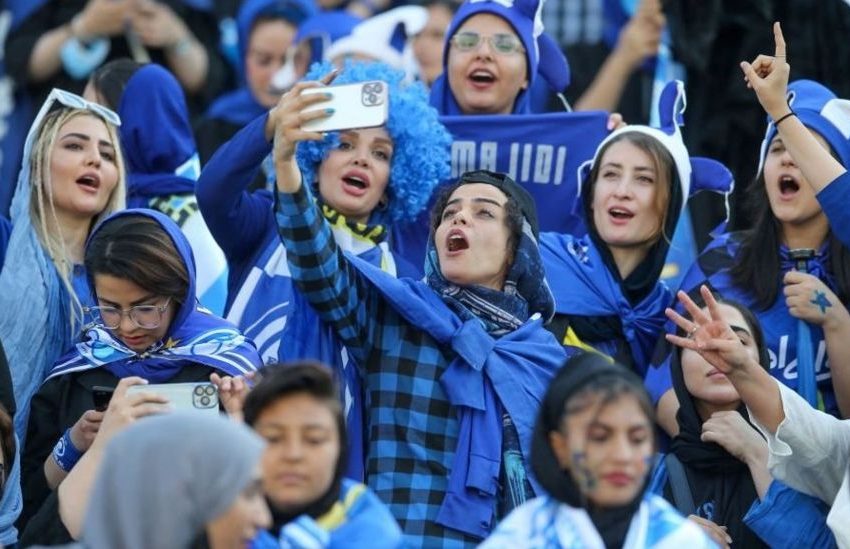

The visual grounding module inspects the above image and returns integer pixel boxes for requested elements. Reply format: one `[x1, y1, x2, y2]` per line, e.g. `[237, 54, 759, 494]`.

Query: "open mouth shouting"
[467, 67, 496, 89]
[341, 169, 371, 197]
[778, 174, 801, 198]
[445, 228, 470, 254]
[76, 172, 102, 193]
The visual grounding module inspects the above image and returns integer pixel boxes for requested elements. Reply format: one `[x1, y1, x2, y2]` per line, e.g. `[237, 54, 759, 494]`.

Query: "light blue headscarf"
[0, 90, 123, 440]
[0, 434, 22, 546]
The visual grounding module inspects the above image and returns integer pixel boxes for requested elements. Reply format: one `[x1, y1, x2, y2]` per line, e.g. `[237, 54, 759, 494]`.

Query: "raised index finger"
[773, 21, 786, 59]
[701, 285, 724, 323]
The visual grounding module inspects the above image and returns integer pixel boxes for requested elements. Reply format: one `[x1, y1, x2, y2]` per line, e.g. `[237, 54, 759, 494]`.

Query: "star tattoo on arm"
[810, 290, 832, 315]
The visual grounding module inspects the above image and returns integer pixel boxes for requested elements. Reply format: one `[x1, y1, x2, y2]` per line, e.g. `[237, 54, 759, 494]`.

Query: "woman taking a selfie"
[19, 210, 261, 540]
[272, 66, 569, 542]
[481, 352, 714, 547]
[197, 60, 450, 479]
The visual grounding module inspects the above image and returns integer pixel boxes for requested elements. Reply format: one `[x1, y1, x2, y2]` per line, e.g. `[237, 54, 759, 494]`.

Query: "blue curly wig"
[297, 60, 452, 223]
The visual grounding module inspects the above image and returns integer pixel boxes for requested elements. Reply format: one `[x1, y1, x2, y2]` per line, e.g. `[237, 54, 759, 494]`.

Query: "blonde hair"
[28, 108, 126, 328]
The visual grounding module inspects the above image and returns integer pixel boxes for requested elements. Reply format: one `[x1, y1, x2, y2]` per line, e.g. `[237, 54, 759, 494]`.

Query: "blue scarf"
[355, 216, 565, 538]
[119, 64, 199, 208]
[540, 233, 673, 375]
[46, 209, 261, 382]
[350, 254, 567, 538]
[0, 95, 98, 439]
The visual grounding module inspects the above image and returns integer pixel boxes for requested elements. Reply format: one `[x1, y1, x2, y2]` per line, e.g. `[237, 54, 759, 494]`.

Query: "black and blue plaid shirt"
[277, 185, 482, 547]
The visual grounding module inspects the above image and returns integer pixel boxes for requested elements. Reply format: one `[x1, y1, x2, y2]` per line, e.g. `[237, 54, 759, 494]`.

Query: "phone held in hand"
[300, 80, 388, 133]
[92, 386, 115, 412]
[126, 382, 220, 415]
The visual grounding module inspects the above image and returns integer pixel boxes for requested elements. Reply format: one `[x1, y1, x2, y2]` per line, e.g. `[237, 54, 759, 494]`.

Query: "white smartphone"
[300, 80, 388, 133]
[126, 382, 219, 415]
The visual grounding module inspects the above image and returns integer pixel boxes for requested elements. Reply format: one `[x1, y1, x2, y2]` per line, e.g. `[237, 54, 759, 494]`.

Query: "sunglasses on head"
[37, 88, 122, 128]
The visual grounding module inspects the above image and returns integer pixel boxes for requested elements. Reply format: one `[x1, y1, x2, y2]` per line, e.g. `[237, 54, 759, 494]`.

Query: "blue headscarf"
[119, 64, 199, 208]
[429, 0, 569, 115]
[206, 0, 316, 125]
[0, 90, 125, 439]
[47, 209, 262, 382]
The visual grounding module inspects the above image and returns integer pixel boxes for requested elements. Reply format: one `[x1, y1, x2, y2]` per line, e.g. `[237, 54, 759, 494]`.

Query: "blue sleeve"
[743, 481, 837, 549]
[275, 184, 386, 368]
[195, 113, 275, 267]
[817, 171, 850, 249]
[0, 216, 10, 271]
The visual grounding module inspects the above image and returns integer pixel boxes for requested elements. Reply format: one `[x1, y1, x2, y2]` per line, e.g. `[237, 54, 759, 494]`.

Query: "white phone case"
[126, 382, 219, 415]
[301, 80, 388, 132]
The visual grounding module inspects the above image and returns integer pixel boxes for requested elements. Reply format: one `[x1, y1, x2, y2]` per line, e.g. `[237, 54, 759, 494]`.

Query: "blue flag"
[391, 111, 610, 271]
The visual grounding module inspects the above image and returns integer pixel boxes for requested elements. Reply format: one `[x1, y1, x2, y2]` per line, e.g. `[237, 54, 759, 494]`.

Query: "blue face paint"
[571, 450, 596, 491]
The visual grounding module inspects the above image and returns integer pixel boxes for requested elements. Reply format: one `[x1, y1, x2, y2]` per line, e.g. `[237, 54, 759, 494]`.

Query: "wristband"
[774, 111, 796, 127]
[52, 428, 84, 472]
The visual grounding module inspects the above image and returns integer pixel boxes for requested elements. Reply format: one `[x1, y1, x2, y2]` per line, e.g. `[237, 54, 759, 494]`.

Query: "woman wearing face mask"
[84, 60, 229, 314]
[482, 352, 713, 548]
[0, 89, 126, 444]
[58, 386, 271, 549]
[646, 24, 850, 431]
[653, 292, 835, 548]
[272, 73, 570, 544]
[540, 80, 732, 376]
[229, 362, 401, 548]
[197, 61, 450, 480]
[197, 0, 316, 180]
[18, 210, 262, 538]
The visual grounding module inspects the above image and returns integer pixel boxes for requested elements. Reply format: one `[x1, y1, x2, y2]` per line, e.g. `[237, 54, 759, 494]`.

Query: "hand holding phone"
[300, 80, 388, 133]
[92, 386, 115, 412]
[126, 382, 220, 415]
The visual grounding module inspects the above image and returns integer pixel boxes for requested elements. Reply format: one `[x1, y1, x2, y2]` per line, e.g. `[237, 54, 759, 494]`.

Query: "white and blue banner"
[392, 111, 610, 271]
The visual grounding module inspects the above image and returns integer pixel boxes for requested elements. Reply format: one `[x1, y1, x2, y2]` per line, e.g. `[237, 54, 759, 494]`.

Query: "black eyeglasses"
[85, 297, 172, 330]
[450, 31, 525, 55]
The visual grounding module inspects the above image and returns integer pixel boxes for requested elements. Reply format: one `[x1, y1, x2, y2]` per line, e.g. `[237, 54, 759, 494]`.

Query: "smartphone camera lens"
[194, 385, 205, 396]
[204, 386, 215, 396]
[200, 395, 211, 407]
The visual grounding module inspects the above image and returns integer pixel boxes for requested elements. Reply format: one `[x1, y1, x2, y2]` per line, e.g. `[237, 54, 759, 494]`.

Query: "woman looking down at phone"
[196, 61, 450, 479]
[272, 69, 570, 543]
[18, 210, 262, 542]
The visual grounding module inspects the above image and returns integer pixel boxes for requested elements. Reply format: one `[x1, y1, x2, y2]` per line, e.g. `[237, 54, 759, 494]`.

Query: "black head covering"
[666, 298, 770, 548]
[458, 170, 540, 238]
[532, 352, 653, 549]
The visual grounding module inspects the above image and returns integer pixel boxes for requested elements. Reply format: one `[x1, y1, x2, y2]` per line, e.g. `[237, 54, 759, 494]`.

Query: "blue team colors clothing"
[275, 184, 568, 547]
[252, 479, 402, 548]
[645, 172, 850, 415]
[479, 494, 717, 548]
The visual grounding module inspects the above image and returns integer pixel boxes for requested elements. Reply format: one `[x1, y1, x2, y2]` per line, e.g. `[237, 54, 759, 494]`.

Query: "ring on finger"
[687, 326, 699, 339]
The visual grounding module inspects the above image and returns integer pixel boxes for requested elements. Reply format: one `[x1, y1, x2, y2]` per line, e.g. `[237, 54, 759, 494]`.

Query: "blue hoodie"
[119, 64, 228, 315]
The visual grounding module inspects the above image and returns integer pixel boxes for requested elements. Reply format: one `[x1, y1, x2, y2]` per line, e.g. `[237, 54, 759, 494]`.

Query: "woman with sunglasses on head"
[17, 209, 262, 540]
[0, 89, 125, 448]
[651, 290, 834, 548]
[645, 24, 850, 434]
[482, 352, 714, 548]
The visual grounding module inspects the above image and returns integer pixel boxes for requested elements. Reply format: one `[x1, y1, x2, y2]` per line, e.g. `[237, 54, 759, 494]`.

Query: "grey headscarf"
[81, 412, 265, 549]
